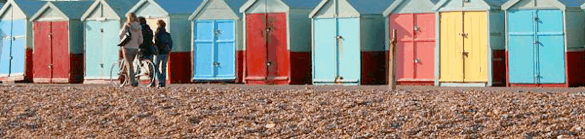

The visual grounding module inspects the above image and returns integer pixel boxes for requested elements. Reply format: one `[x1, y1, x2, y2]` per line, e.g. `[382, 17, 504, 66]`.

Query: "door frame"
[192, 19, 237, 81]
[435, 10, 493, 87]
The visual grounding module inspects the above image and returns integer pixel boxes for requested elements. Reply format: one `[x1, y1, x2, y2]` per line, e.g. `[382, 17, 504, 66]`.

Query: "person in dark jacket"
[138, 17, 155, 61]
[152, 20, 172, 87]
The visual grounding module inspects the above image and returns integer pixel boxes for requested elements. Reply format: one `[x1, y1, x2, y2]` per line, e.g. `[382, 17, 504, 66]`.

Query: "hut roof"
[157, 0, 203, 14]
[189, 0, 247, 20]
[240, 0, 321, 13]
[52, 1, 93, 19]
[13, 0, 46, 17]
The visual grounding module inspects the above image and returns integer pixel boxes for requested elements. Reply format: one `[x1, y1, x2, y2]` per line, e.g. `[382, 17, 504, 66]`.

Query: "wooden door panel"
[33, 22, 52, 80]
[439, 12, 463, 82]
[413, 13, 435, 81]
[313, 18, 337, 83]
[390, 14, 414, 80]
[245, 13, 268, 80]
[84, 21, 103, 78]
[265, 13, 288, 82]
[51, 21, 70, 79]
[508, 10, 536, 84]
[463, 12, 488, 82]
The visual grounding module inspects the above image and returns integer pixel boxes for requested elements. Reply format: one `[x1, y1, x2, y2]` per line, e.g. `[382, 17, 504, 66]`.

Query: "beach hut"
[383, 0, 438, 86]
[80, 0, 139, 82]
[503, 0, 585, 87]
[0, 0, 44, 82]
[30, 1, 92, 83]
[308, 0, 390, 85]
[189, 0, 246, 82]
[433, 0, 506, 87]
[240, 0, 318, 85]
[133, 0, 200, 84]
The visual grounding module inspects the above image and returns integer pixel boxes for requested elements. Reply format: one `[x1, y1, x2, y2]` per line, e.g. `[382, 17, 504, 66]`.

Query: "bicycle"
[109, 51, 156, 87]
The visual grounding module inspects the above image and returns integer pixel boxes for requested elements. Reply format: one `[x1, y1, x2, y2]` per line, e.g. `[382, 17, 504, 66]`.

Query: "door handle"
[213, 62, 220, 67]
[461, 52, 469, 57]
[414, 58, 421, 63]
[336, 36, 343, 39]
[100, 63, 104, 68]
[414, 25, 420, 32]
[458, 33, 468, 37]
[214, 29, 221, 36]
[266, 61, 272, 66]
[48, 64, 52, 69]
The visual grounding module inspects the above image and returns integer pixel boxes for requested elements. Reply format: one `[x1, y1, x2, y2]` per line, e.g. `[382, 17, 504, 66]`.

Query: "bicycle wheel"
[141, 60, 156, 86]
[111, 60, 129, 87]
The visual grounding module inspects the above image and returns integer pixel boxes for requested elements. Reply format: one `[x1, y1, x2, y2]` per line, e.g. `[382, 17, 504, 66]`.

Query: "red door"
[390, 13, 435, 84]
[50, 22, 70, 81]
[33, 21, 69, 83]
[245, 13, 289, 84]
[33, 22, 52, 83]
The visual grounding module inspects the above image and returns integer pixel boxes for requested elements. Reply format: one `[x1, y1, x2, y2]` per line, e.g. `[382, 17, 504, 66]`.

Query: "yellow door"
[463, 12, 488, 82]
[439, 12, 464, 82]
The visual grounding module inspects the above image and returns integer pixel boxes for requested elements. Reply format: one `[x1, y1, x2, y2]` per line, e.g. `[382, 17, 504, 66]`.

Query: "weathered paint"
[241, 0, 317, 85]
[189, 0, 246, 83]
[0, 0, 44, 82]
[434, 0, 505, 86]
[84, 20, 120, 79]
[389, 13, 435, 85]
[313, 18, 361, 85]
[33, 21, 73, 83]
[503, 0, 585, 87]
[81, 0, 138, 81]
[30, 1, 92, 84]
[192, 19, 236, 80]
[245, 13, 290, 84]
[439, 11, 488, 83]
[310, 0, 389, 85]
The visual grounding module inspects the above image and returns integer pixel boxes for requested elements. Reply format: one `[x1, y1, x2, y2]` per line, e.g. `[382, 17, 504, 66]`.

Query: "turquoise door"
[11, 19, 26, 76]
[0, 19, 11, 76]
[0, 19, 26, 77]
[313, 18, 337, 83]
[508, 10, 536, 84]
[193, 20, 236, 80]
[312, 18, 360, 85]
[536, 10, 565, 84]
[508, 10, 565, 84]
[85, 20, 120, 79]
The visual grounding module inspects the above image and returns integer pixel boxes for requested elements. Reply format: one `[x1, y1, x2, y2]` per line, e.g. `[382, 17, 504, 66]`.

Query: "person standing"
[138, 17, 155, 61]
[119, 12, 143, 87]
[153, 20, 172, 87]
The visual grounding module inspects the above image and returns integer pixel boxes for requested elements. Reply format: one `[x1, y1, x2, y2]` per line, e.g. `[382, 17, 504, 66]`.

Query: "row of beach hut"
[0, 0, 584, 87]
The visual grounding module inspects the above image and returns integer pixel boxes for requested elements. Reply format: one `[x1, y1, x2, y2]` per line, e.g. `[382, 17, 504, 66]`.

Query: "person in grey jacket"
[119, 12, 143, 87]
[152, 20, 172, 87]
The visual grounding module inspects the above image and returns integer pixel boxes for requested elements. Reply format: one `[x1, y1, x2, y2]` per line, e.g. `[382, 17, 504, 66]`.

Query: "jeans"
[122, 47, 138, 86]
[152, 54, 168, 87]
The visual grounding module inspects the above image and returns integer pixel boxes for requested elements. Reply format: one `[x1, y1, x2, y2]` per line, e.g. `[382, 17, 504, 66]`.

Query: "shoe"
[131, 82, 139, 87]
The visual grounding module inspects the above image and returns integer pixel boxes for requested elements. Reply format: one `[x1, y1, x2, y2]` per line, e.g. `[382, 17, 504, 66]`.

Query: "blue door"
[536, 10, 565, 84]
[312, 18, 360, 85]
[85, 21, 104, 79]
[508, 10, 536, 84]
[337, 18, 360, 84]
[85, 20, 120, 79]
[193, 20, 236, 80]
[0, 19, 10, 76]
[507, 10, 565, 84]
[313, 18, 337, 83]
[11, 19, 26, 76]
